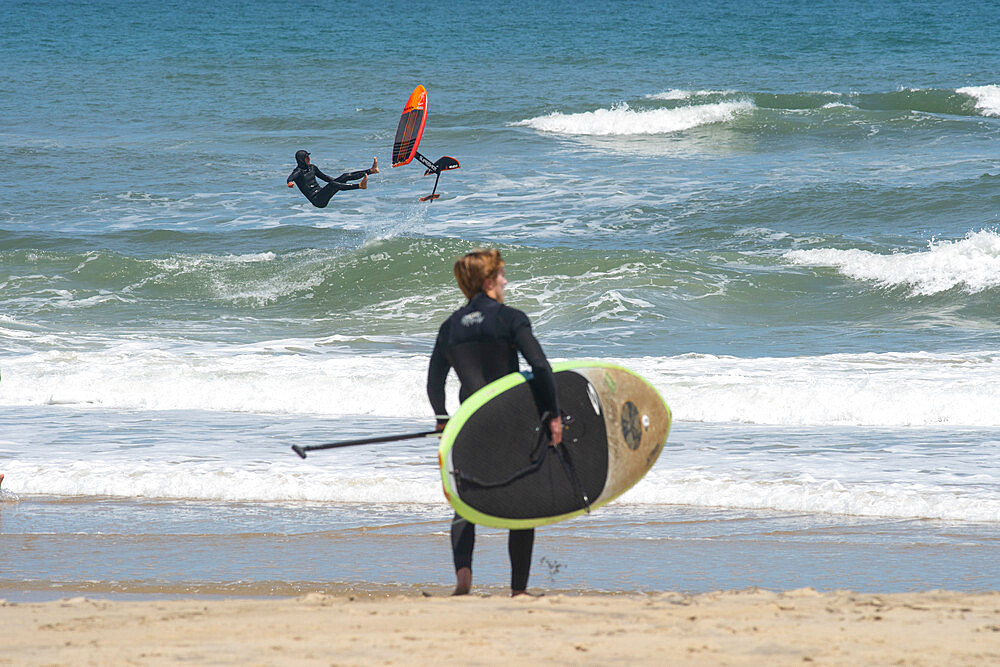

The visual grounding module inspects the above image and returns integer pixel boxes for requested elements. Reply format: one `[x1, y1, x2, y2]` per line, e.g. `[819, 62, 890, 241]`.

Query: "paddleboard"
[439, 360, 670, 529]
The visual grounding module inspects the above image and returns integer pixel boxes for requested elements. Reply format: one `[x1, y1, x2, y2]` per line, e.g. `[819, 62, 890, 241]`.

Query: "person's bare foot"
[452, 567, 472, 596]
[511, 589, 544, 598]
[369, 157, 379, 174]
[0, 473, 4, 489]
[359, 174, 368, 189]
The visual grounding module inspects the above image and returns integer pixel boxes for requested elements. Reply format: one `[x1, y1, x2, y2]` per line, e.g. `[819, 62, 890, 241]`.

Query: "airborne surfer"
[286, 151, 378, 208]
[427, 250, 562, 597]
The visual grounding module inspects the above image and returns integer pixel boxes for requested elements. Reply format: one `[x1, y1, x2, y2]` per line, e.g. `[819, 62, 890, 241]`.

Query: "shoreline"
[1, 589, 998, 665]
[3, 578, 1000, 603]
[5, 489, 1000, 596]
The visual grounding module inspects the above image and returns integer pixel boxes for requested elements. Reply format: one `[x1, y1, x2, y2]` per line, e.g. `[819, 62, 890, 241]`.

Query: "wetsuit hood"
[295, 150, 310, 168]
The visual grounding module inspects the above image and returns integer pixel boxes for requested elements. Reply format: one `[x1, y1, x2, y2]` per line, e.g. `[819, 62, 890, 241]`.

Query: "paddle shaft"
[291, 430, 439, 459]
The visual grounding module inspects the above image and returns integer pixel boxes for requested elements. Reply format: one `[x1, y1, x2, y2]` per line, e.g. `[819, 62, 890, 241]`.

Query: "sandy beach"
[4, 2, 1000, 667]
[1, 589, 998, 666]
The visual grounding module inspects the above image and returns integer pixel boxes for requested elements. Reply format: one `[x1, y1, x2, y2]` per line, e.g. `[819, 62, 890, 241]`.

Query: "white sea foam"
[150, 251, 278, 272]
[621, 470, 1000, 522]
[0, 460, 442, 504]
[957, 84, 1000, 117]
[514, 100, 754, 136]
[5, 345, 1000, 520]
[0, 341, 454, 418]
[4, 342, 1000, 427]
[147, 249, 329, 305]
[626, 351, 1000, 426]
[784, 229, 1000, 295]
[582, 290, 655, 322]
[2, 457, 997, 522]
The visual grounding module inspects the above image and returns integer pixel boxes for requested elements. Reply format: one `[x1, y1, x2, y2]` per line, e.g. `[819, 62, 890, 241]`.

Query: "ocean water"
[2, 0, 1000, 598]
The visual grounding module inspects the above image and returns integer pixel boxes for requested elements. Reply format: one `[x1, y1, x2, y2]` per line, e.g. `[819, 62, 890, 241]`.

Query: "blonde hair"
[453, 249, 504, 300]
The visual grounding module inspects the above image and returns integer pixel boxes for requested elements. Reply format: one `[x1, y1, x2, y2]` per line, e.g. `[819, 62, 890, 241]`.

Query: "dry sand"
[1, 588, 998, 665]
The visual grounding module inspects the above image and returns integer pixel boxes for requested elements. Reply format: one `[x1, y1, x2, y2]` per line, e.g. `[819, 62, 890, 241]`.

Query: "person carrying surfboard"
[286, 150, 377, 208]
[427, 249, 563, 597]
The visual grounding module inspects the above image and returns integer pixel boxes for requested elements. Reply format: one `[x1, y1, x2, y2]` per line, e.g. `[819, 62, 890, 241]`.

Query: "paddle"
[291, 430, 440, 459]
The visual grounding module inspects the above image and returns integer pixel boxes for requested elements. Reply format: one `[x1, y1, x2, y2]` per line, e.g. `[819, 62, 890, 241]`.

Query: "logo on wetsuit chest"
[460, 311, 485, 327]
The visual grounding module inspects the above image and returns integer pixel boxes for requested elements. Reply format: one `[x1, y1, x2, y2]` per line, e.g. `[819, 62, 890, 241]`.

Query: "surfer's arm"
[313, 166, 334, 183]
[427, 324, 452, 428]
[286, 168, 301, 187]
[509, 312, 559, 419]
[518, 339, 562, 447]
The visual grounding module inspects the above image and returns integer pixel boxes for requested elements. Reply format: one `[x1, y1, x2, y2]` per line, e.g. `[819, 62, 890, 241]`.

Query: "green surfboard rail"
[438, 360, 669, 529]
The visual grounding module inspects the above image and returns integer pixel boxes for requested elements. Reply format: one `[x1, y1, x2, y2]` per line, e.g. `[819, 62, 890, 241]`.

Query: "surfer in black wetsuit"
[427, 249, 562, 597]
[286, 150, 378, 208]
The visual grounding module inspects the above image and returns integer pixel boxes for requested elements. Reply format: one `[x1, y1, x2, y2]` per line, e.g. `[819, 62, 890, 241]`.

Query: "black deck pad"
[451, 370, 609, 520]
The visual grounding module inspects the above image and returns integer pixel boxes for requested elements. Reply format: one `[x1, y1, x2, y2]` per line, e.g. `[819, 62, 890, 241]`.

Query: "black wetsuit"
[287, 159, 367, 208]
[427, 292, 559, 591]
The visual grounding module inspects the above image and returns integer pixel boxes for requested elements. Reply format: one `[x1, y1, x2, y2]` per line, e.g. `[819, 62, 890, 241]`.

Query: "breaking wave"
[956, 84, 1000, 118]
[514, 100, 754, 136]
[784, 229, 1000, 295]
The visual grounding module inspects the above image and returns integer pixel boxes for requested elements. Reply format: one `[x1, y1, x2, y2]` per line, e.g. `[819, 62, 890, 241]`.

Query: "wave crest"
[514, 100, 754, 136]
[642, 86, 1000, 117]
[644, 89, 738, 101]
[957, 84, 1000, 117]
[784, 229, 1000, 295]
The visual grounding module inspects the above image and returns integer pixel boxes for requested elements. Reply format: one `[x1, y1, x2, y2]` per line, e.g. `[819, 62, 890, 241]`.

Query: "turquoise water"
[2, 0, 1000, 596]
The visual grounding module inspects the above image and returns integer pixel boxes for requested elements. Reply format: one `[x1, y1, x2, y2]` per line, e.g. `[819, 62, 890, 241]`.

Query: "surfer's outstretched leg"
[333, 169, 370, 184]
[327, 171, 368, 191]
[451, 514, 475, 595]
[508, 528, 534, 596]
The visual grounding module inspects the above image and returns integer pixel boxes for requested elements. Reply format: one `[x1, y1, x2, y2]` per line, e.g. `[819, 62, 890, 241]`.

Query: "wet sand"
[1, 588, 998, 666]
